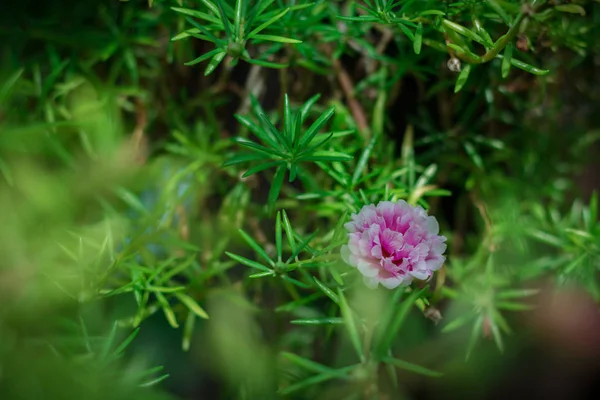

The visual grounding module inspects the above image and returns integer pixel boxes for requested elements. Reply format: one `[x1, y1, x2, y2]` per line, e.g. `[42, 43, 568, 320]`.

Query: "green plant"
[1, 0, 599, 398]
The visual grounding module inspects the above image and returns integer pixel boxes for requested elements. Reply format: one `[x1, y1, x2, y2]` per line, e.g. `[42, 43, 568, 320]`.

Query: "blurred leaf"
[555, 5, 586, 15]
[225, 252, 273, 273]
[382, 356, 443, 377]
[174, 292, 209, 319]
[454, 64, 472, 93]
[337, 288, 363, 362]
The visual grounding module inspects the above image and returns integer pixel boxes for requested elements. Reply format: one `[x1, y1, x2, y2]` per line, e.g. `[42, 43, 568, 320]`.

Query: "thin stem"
[480, 14, 524, 63]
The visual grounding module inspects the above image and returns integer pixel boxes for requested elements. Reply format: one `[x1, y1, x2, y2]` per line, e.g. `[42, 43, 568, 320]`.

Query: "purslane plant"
[171, 0, 307, 74]
[223, 93, 353, 212]
[3, 0, 599, 398]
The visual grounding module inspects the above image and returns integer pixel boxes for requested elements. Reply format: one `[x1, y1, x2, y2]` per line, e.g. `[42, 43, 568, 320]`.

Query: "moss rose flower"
[341, 200, 447, 289]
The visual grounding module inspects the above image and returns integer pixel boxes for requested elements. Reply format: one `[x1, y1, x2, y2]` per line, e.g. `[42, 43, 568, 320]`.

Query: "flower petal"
[341, 200, 446, 289]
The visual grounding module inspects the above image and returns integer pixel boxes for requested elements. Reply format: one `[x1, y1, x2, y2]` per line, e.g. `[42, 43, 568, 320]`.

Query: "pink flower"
[341, 200, 447, 289]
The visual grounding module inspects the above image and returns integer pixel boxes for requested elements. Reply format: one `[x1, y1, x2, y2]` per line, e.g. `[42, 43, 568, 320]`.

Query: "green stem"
[480, 14, 524, 62]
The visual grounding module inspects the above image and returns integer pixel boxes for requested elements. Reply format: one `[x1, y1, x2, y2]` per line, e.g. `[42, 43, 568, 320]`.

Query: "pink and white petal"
[430, 240, 447, 254]
[410, 269, 429, 280]
[381, 228, 403, 250]
[357, 259, 380, 277]
[377, 201, 396, 227]
[425, 255, 445, 271]
[344, 221, 358, 233]
[425, 216, 440, 235]
[371, 244, 383, 258]
[413, 243, 430, 258]
[412, 260, 427, 272]
[381, 275, 412, 289]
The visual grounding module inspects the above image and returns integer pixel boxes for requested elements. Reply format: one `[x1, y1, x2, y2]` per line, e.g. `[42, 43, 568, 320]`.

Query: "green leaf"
[299, 94, 321, 124]
[295, 132, 335, 157]
[113, 327, 141, 358]
[0, 68, 24, 105]
[155, 292, 179, 329]
[298, 151, 353, 162]
[290, 318, 344, 325]
[505, 56, 549, 76]
[380, 287, 427, 354]
[382, 356, 443, 377]
[278, 366, 354, 395]
[235, 114, 283, 151]
[182, 312, 196, 351]
[396, 22, 415, 41]
[442, 313, 475, 333]
[197, 0, 221, 16]
[555, 4, 586, 15]
[275, 211, 283, 261]
[337, 288, 363, 362]
[214, 0, 233, 38]
[414, 23, 423, 54]
[414, 163, 438, 190]
[171, 7, 223, 26]
[283, 94, 293, 145]
[248, 8, 290, 38]
[336, 15, 380, 22]
[589, 191, 598, 228]
[147, 285, 186, 293]
[447, 44, 481, 62]
[496, 301, 535, 311]
[281, 351, 339, 374]
[225, 252, 273, 272]
[259, 113, 291, 150]
[233, 0, 244, 39]
[246, 58, 289, 69]
[237, 228, 274, 265]
[491, 308, 512, 334]
[100, 321, 119, 360]
[233, 137, 288, 158]
[174, 293, 209, 319]
[463, 141, 483, 169]
[281, 275, 311, 289]
[204, 51, 227, 75]
[442, 19, 486, 45]
[286, 231, 318, 264]
[171, 29, 208, 41]
[486, 0, 511, 24]
[249, 271, 276, 278]
[420, 10, 445, 16]
[282, 209, 297, 253]
[488, 316, 504, 352]
[502, 43, 513, 78]
[251, 34, 301, 43]
[222, 152, 266, 167]
[242, 160, 284, 178]
[299, 107, 336, 148]
[454, 64, 472, 93]
[313, 277, 339, 304]
[267, 165, 287, 212]
[351, 133, 378, 187]
[466, 315, 483, 360]
[496, 288, 539, 299]
[139, 373, 171, 388]
[114, 187, 148, 215]
[184, 17, 223, 44]
[527, 229, 564, 248]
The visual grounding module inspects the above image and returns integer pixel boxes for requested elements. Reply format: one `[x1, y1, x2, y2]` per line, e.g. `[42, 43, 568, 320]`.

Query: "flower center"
[381, 246, 392, 258]
[380, 246, 405, 271]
